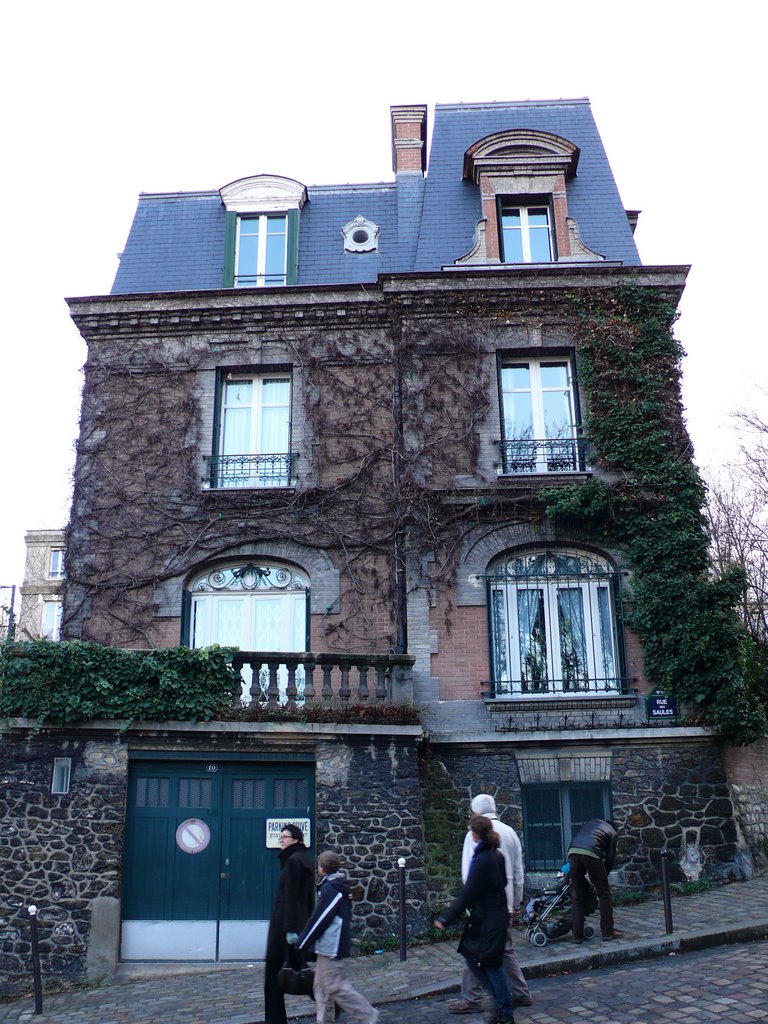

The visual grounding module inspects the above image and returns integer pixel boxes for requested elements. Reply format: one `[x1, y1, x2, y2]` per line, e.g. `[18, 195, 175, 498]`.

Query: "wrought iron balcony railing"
[498, 436, 588, 475]
[205, 453, 297, 489]
[484, 675, 630, 698]
[230, 651, 416, 706]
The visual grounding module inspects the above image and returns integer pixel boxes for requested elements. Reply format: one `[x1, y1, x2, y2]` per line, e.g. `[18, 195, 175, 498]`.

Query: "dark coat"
[266, 842, 315, 962]
[567, 819, 618, 872]
[438, 840, 509, 968]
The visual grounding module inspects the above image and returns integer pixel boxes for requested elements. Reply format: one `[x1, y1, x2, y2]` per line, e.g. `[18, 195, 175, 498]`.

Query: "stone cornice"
[67, 286, 391, 340]
[427, 725, 718, 747]
[66, 265, 689, 341]
[1, 717, 424, 741]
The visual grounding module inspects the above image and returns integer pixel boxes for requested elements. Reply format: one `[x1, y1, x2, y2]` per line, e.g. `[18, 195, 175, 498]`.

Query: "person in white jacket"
[448, 794, 532, 1013]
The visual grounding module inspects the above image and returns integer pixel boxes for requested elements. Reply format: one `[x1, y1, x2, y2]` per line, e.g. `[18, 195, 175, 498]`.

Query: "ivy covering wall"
[541, 288, 766, 745]
[0, 640, 421, 725]
[0, 641, 238, 722]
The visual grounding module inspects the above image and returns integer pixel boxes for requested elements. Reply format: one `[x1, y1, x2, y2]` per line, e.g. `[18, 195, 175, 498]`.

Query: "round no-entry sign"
[176, 818, 211, 854]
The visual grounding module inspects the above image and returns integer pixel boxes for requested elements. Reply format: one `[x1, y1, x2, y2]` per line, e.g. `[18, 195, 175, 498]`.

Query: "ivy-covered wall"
[542, 288, 766, 745]
[64, 274, 766, 742]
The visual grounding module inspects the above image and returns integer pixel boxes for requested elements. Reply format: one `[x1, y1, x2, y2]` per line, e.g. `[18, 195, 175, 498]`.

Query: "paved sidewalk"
[2, 876, 768, 1024]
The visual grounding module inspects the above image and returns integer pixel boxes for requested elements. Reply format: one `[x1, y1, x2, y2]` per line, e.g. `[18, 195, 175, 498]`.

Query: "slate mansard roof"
[111, 98, 640, 296]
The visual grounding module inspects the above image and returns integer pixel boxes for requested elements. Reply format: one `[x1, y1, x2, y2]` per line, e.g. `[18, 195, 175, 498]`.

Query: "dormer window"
[235, 215, 288, 287]
[455, 129, 602, 267]
[499, 200, 554, 263]
[220, 175, 308, 288]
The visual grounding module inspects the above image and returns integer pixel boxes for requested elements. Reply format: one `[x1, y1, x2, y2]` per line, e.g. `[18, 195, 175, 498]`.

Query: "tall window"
[499, 201, 553, 263]
[523, 783, 610, 870]
[49, 549, 65, 579]
[211, 374, 292, 488]
[235, 215, 288, 287]
[189, 563, 309, 704]
[42, 600, 63, 640]
[499, 358, 582, 474]
[488, 550, 622, 696]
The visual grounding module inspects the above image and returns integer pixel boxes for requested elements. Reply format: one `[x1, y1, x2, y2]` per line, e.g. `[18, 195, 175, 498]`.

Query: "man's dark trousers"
[568, 852, 614, 939]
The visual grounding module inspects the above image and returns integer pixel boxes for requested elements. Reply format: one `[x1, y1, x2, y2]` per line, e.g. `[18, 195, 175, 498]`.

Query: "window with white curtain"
[235, 214, 288, 287]
[499, 358, 583, 474]
[189, 563, 308, 704]
[213, 373, 292, 488]
[488, 549, 622, 696]
[42, 600, 63, 640]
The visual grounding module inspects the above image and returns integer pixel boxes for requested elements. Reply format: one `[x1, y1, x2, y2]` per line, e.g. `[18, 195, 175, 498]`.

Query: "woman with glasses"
[265, 824, 315, 1024]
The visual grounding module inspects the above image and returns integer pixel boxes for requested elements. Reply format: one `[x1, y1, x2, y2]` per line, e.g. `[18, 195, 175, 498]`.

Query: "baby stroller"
[522, 865, 598, 946]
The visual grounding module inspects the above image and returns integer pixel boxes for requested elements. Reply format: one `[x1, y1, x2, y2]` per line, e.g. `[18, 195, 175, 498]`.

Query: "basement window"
[51, 758, 72, 795]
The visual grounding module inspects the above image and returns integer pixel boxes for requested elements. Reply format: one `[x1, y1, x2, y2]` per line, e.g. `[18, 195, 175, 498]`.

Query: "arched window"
[189, 562, 309, 703]
[487, 549, 623, 697]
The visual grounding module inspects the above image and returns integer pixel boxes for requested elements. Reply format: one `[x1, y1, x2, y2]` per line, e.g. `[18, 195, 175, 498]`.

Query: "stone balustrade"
[229, 651, 415, 706]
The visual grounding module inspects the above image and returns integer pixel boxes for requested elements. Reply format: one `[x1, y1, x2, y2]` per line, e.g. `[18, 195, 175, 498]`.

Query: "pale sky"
[1, 0, 765, 600]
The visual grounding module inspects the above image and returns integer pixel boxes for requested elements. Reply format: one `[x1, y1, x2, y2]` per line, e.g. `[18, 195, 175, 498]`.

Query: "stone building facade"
[2, 98, 760, 996]
[0, 721, 423, 998]
[16, 530, 66, 641]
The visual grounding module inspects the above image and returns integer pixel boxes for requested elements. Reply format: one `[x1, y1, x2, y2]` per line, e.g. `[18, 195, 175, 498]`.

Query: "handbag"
[458, 918, 483, 963]
[277, 950, 315, 996]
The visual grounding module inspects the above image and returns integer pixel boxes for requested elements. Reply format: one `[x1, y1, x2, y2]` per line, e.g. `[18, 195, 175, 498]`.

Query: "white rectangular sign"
[266, 818, 312, 848]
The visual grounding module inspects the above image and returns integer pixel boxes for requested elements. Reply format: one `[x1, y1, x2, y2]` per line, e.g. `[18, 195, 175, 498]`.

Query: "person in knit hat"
[448, 794, 532, 1013]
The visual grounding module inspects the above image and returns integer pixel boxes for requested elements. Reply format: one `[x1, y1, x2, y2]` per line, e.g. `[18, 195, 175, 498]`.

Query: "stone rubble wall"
[723, 738, 768, 876]
[315, 738, 427, 943]
[0, 728, 426, 1001]
[0, 735, 127, 1001]
[435, 739, 748, 895]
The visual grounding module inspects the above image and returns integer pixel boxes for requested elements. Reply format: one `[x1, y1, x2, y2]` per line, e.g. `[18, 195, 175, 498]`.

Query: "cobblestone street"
[2, 877, 768, 1024]
[335, 941, 768, 1024]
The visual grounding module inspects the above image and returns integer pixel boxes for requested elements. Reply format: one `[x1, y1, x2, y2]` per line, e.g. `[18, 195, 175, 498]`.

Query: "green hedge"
[0, 640, 422, 727]
[0, 640, 238, 723]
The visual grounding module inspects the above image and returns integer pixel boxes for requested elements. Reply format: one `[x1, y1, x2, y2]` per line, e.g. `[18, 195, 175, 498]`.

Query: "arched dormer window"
[486, 548, 624, 697]
[456, 129, 603, 266]
[220, 175, 308, 288]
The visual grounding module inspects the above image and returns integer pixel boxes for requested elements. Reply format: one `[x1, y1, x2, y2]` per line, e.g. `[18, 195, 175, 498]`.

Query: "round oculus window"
[342, 216, 379, 253]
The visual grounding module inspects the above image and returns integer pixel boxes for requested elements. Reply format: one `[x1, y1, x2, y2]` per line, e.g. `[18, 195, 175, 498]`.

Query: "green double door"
[121, 758, 314, 961]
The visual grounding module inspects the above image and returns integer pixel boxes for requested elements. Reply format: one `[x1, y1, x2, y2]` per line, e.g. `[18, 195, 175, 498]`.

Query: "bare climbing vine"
[63, 293, 541, 650]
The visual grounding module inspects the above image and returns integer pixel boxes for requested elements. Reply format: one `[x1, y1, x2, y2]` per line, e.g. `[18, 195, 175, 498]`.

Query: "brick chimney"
[390, 105, 428, 175]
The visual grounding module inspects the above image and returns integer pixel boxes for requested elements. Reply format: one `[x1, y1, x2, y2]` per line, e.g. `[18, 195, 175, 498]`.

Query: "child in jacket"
[295, 851, 378, 1024]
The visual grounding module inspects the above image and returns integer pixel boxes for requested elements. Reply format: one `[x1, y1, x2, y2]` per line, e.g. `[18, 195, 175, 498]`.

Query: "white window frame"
[499, 202, 554, 263]
[489, 551, 620, 696]
[235, 214, 288, 287]
[42, 600, 63, 640]
[189, 563, 308, 704]
[49, 549, 65, 579]
[216, 373, 292, 489]
[499, 358, 579, 474]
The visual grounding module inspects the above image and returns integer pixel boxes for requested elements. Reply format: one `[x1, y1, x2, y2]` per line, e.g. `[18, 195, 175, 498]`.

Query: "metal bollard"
[660, 851, 674, 934]
[28, 905, 43, 1014]
[397, 857, 407, 961]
